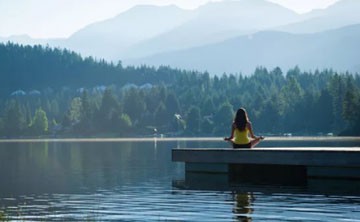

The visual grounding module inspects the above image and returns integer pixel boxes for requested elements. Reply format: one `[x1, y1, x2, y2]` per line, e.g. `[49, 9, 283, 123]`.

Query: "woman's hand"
[224, 137, 232, 141]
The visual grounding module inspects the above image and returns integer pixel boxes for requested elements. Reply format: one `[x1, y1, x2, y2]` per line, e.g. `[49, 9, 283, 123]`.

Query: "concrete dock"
[172, 147, 360, 181]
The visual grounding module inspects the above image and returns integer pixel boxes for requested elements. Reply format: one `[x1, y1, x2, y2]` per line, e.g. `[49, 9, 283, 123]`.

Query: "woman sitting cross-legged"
[224, 108, 264, 148]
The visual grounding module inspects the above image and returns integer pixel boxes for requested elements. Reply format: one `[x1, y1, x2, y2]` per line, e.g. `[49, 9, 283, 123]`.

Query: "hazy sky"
[0, 0, 339, 38]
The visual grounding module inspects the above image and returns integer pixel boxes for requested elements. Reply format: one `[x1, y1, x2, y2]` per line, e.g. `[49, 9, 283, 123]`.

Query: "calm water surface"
[0, 138, 359, 221]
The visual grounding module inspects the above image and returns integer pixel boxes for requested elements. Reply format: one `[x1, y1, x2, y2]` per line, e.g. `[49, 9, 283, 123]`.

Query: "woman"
[224, 108, 264, 148]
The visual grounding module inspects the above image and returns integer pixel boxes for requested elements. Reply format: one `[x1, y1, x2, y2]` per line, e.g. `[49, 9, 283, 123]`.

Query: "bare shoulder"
[246, 122, 253, 131]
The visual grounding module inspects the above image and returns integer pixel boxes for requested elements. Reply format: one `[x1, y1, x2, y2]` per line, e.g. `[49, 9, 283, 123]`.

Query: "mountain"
[279, 0, 360, 33]
[0, 34, 48, 46]
[0, 0, 303, 60]
[0, 5, 194, 60]
[122, 0, 303, 59]
[126, 24, 360, 75]
[1, 0, 359, 71]
[61, 5, 195, 60]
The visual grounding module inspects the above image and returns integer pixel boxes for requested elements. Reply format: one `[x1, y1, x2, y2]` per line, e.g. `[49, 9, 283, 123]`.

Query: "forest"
[0, 42, 360, 137]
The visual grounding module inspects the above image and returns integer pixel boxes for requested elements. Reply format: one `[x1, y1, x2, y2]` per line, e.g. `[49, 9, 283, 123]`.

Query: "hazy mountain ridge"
[277, 0, 360, 33]
[62, 5, 196, 59]
[126, 24, 360, 75]
[123, 0, 303, 59]
[1, 0, 360, 74]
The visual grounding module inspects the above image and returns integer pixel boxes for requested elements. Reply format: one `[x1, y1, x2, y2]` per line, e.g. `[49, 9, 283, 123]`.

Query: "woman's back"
[233, 127, 250, 145]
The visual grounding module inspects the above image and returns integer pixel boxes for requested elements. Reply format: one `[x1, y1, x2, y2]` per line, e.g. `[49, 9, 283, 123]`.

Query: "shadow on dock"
[173, 173, 360, 196]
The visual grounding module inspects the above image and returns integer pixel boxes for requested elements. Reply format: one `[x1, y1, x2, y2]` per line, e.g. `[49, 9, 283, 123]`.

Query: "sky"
[0, 0, 339, 39]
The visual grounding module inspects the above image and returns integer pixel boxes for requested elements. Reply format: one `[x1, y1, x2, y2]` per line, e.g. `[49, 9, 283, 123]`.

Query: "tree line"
[0, 43, 359, 137]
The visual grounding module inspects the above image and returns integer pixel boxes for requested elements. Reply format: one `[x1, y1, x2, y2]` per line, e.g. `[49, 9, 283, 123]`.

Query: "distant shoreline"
[0, 136, 359, 143]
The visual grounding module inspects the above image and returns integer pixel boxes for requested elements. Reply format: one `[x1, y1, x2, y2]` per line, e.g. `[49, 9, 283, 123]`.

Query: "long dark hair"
[234, 108, 249, 131]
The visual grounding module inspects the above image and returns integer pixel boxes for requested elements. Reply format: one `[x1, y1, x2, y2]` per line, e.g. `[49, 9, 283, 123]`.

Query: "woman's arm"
[224, 123, 235, 141]
[247, 122, 264, 140]
[247, 122, 257, 139]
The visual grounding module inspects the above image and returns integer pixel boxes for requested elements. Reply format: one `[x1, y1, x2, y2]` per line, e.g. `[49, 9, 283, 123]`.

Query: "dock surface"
[173, 147, 360, 167]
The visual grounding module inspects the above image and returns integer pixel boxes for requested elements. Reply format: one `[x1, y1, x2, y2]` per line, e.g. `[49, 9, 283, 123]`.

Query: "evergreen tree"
[202, 97, 216, 117]
[79, 90, 92, 131]
[3, 100, 26, 136]
[68, 97, 82, 123]
[117, 113, 132, 135]
[1, 42, 360, 137]
[30, 107, 49, 135]
[0, 118, 4, 135]
[213, 102, 234, 135]
[96, 88, 120, 131]
[342, 78, 360, 134]
[186, 106, 201, 135]
[154, 102, 167, 129]
[123, 88, 146, 124]
[165, 92, 181, 117]
[313, 89, 333, 133]
[328, 74, 347, 132]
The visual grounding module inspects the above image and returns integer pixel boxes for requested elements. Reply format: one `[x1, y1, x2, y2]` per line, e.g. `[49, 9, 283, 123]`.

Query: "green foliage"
[186, 106, 201, 135]
[3, 100, 26, 136]
[29, 107, 48, 135]
[0, 118, 4, 135]
[341, 78, 360, 135]
[0, 42, 178, 96]
[1, 43, 360, 137]
[96, 88, 120, 131]
[123, 88, 146, 123]
[80, 90, 92, 123]
[154, 101, 168, 129]
[213, 102, 234, 135]
[117, 113, 132, 135]
[69, 97, 82, 123]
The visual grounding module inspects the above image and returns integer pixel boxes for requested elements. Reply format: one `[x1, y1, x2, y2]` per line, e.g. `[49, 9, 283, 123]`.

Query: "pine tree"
[30, 107, 49, 135]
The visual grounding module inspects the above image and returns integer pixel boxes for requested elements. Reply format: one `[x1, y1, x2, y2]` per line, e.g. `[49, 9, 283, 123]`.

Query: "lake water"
[0, 138, 359, 221]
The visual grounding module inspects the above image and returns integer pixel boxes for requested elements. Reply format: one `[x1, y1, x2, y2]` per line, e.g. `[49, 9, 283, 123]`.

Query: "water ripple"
[1, 187, 359, 221]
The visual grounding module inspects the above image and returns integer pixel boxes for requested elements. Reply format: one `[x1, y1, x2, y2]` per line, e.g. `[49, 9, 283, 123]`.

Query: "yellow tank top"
[233, 128, 250, 145]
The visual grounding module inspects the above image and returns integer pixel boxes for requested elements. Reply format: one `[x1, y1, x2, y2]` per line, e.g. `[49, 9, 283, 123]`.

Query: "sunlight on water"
[0, 136, 359, 143]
